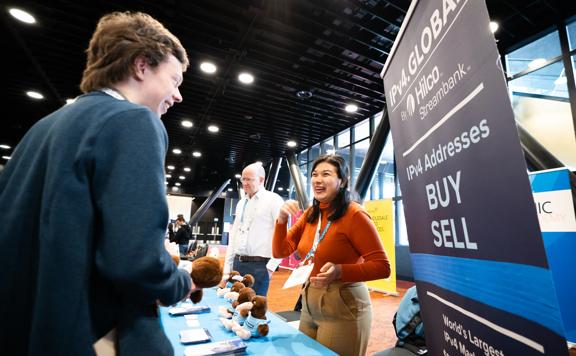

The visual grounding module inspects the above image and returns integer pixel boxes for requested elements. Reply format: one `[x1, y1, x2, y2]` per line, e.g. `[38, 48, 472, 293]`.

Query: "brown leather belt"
[236, 255, 269, 262]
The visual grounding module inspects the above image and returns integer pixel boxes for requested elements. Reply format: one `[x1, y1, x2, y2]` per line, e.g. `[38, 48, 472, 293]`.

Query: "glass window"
[397, 199, 409, 246]
[505, 30, 561, 76]
[322, 137, 335, 155]
[337, 129, 350, 148]
[508, 60, 568, 99]
[309, 143, 320, 162]
[511, 65, 576, 169]
[568, 19, 576, 51]
[353, 119, 370, 142]
[298, 150, 308, 165]
[374, 111, 383, 129]
[353, 138, 370, 189]
[367, 132, 395, 200]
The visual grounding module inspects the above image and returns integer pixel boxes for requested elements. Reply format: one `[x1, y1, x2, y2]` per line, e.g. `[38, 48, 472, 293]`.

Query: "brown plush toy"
[219, 286, 256, 326]
[218, 271, 240, 289]
[240, 274, 255, 289]
[224, 281, 245, 303]
[189, 256, 223, 304]
[233, 296, 270, 339]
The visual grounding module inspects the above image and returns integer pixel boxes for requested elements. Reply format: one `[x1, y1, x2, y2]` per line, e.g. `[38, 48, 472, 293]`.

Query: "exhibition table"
[159, 288, 337, 355]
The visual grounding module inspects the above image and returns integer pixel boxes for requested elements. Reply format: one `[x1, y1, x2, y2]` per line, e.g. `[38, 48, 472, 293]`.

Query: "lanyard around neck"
[304, 211, 331, 262]
[101, 88, 125, 101]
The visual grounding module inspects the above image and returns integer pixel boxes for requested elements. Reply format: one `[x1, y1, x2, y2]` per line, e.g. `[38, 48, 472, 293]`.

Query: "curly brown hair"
[80, 11, 188, 93]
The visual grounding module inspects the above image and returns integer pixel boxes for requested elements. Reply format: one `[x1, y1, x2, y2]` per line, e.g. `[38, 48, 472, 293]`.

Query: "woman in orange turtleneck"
[273, 154, 391, 356]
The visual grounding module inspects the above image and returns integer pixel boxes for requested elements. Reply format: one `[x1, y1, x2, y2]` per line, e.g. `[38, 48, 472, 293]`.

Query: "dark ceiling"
[2, 0, 575, 196]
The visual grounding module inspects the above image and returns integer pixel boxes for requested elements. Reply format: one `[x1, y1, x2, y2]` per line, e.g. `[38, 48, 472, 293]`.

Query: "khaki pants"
[299, 281, 372, 356]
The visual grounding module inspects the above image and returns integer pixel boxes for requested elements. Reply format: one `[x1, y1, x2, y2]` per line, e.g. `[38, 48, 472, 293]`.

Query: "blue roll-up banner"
[381, 0, 569, 354]
[529, 168, 576, 343]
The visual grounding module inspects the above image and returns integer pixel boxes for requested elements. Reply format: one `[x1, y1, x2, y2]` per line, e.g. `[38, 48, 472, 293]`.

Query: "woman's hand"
[309, 262, 341, 287]
[277, 200, 301, 224]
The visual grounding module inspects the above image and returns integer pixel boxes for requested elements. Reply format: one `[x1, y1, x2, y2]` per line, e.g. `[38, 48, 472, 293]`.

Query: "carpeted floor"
[267, 268, 414, 355]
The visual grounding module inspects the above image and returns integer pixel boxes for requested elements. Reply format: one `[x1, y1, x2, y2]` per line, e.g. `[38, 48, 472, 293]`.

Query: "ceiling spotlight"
[184, 167, 191, 172]
[2, 156, 11, 160]
[172, 148, 182, 154]
[26, 91, 44, 100]
[167, 165, 175, 170]
[9, 8, 36, 24]
[181, 120, 193, 128]
[277, 187, 284, 191]
[207, 125, 219, 133]
[489, 21, 499, 33]
[345, 104, 358, 113]
[235, 174, 241, 179]
[179, 176, 185, 180]
[192, 151, 202, 158]
[287, 140, 297, 148]
[238, 72, 254, 84]
[296, 90, 313, 99]
[175, 182, 181, 187]
[0, 145, 11, 150]
[227, 188, 233, 192]
[166, 174, 172, 178]
[200, 61, 217, 74]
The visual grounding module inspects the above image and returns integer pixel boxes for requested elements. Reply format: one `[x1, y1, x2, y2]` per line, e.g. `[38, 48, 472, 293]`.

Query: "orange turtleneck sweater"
[273, 201, 391, 282]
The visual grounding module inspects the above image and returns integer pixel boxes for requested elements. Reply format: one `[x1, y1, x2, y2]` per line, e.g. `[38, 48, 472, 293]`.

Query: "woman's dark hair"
[306, 154, 352, 223]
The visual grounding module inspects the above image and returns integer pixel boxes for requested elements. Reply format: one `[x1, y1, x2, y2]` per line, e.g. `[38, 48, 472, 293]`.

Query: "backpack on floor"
[393, 286, 427, 355]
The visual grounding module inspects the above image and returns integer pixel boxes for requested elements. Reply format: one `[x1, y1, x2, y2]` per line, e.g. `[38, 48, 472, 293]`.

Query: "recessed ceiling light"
[296, 90, 313, 99]
[0, 145, 11, 150]
[172, 148, 182, 154]
[238, 72, 254, 84]
[175, 182, 181, 187]
[277, 187, 284, 191]
[200, 62, 217, 74]
[26, 91, 44, 100]
[207, 125, 219, 133]
[192, 151, 202, 158]
[179, 176, 185, 180]
[227, 188, 233, 192]
[167, 165, 175, 170]
[287, 140, 297, 148]
[184, 167, 191, 172]
[2, 156, 11, 160]
[345, 104, 358, 113]
[166, 174, 172, 178]
[181, 120, 193, 128]
[489, 21, 499, 33]
[235, 174, 241, 179]
[9, 8, 36, 24]
[171, 186, 179, 191]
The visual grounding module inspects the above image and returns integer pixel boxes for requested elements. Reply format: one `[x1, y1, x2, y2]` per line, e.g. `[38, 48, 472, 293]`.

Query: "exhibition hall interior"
[1, 0, 575, 355]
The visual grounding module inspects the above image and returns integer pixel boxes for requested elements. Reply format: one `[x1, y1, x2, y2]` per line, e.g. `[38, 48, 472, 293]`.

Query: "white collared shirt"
[223, 188, 284, 274]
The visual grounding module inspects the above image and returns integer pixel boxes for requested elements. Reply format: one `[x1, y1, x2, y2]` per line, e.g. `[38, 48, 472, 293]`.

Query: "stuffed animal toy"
[216, 271, 242, 296]
[240, 274, 255, 289]
[232, 296, 270, 339]
[189, 256, 223, 304]
[219, 286, 256, 330]
[224, 281, 245, 303]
